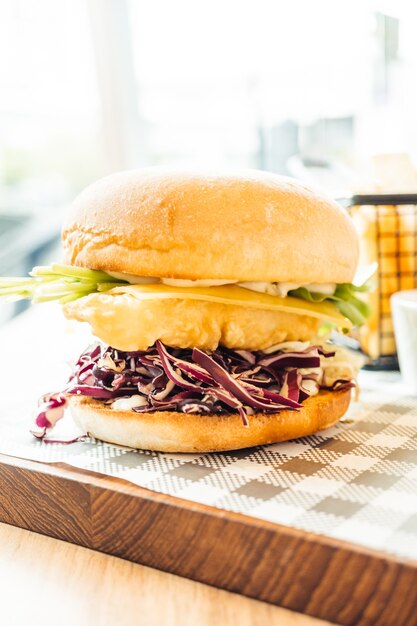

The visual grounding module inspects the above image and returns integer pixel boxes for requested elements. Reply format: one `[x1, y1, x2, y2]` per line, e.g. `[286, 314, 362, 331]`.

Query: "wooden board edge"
[0, 452, 414, 567]
[0, 452, 416, 626]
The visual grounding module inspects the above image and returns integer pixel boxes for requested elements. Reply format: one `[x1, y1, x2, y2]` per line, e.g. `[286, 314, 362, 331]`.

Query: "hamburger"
[0, 168, 369, 452]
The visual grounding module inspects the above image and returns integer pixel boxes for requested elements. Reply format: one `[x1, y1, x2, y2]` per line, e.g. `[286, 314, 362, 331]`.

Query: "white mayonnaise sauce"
[107, 271, 336, 296]
[111, 395, 148, 410]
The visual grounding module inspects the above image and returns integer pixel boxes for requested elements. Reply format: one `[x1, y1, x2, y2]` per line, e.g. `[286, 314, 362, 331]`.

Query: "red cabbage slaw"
[32, 341, 354, 439]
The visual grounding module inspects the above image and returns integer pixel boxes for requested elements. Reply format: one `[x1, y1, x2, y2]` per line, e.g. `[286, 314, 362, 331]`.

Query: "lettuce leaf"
[289, 281, 372, 327]
[0, 263, 372, 328]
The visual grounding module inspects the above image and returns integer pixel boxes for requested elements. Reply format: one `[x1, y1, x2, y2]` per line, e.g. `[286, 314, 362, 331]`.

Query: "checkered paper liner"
[1, 371, 417, 562]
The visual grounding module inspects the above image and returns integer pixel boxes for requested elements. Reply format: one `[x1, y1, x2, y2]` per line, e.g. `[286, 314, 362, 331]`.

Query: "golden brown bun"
[69, 389, 351, 453]
[63, 168, 359, 284]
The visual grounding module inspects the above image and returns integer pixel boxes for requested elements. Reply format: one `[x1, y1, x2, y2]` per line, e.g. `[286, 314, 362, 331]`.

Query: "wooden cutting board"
[1, 309, 416, 625]
[0, 452, 415, 626]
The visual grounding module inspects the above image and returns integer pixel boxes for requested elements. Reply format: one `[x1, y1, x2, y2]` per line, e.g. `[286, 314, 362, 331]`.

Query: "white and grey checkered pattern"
[1, 371, 417, 561]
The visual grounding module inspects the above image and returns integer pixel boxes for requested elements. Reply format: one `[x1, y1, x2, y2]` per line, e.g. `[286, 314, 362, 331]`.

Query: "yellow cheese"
[109, 284, 351, 330]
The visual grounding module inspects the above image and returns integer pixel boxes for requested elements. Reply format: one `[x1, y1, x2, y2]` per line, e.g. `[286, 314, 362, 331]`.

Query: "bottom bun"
[69, 389, 351, 453]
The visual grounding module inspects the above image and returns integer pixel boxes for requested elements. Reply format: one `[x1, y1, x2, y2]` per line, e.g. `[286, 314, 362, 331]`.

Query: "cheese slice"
[109, 284, 351, 329]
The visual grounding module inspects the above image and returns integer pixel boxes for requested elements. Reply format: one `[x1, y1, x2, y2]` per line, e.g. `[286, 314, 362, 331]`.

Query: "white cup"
[391, 290, 417, 393]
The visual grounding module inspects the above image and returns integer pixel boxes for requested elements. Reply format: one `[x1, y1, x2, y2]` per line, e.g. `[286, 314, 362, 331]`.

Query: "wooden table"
[0, 306, 330, 626]
[0, 522, 332, 626]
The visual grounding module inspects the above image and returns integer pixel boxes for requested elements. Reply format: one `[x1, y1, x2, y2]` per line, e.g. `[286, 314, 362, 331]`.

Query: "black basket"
[340, 194, 417, 370]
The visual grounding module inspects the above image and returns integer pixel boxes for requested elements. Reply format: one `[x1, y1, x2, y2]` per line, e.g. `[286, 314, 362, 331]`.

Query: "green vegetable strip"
[289, 281, 372, 327]
[31, 263, 121, 282]
[0, 263, 128, 304]
[0, 263, 371, 326]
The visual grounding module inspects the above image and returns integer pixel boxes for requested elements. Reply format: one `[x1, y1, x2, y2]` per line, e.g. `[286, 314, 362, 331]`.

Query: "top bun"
[62, 168, 359, 283]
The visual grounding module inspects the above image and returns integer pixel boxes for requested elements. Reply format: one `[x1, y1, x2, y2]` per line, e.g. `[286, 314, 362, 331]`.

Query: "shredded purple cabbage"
[31, 341, 354, 439]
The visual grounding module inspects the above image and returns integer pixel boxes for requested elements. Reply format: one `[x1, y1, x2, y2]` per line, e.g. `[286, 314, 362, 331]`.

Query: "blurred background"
[1, 0, 417, 327]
